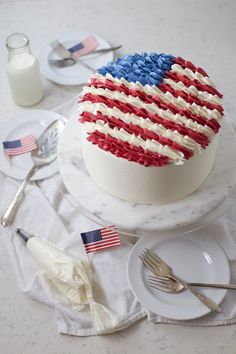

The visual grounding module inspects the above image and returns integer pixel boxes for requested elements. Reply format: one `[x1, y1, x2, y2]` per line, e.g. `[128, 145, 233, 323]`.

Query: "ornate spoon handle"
[1, 165, 38, 227]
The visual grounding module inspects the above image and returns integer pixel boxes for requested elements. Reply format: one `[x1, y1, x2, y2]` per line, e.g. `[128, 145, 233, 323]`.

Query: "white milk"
[6, 33, 43, 106]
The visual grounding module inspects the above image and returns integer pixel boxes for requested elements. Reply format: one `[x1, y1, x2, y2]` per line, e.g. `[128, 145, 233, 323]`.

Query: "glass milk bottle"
[6, 33, 43, 106]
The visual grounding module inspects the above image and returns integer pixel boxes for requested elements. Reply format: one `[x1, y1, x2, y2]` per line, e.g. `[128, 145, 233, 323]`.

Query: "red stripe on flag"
[85, 239, 121, 247]
[5, 146, 37, 156]
[100, 233, 120, 238]
[84, 235, 121, 247]
[100, 225, 116, 231]
[84, 237, 120, 249]
[85, 240, 121, 253]
[72, 35, 98, 58]
[100, 226, 117, 233]
[4, 134, 37, 156]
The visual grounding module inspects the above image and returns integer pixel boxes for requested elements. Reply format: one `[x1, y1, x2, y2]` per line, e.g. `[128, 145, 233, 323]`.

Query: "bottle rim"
[6, 32, 30, 51]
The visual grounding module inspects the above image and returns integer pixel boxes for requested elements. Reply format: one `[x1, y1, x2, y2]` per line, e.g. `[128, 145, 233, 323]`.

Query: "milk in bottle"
[6, 33, 43, 106]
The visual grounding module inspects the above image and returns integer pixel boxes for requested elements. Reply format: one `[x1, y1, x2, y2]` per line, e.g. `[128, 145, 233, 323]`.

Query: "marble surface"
[1, 0, 236, 353]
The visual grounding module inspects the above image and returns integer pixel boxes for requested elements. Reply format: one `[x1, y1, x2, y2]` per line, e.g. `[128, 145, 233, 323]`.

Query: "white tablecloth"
[1, 171, 236, 336]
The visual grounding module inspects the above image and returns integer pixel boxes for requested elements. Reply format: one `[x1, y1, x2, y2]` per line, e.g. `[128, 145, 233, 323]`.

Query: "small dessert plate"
[127, 230, 230, 320]
[38, 31, 115, 85]
[0, 109, 67, 180]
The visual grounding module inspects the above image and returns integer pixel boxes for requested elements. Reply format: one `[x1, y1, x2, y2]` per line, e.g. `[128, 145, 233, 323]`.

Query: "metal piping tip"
[16, 228, 34, 244]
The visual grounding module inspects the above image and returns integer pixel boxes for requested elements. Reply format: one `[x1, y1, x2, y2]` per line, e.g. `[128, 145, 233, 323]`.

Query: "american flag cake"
[78, 53, 223, 204]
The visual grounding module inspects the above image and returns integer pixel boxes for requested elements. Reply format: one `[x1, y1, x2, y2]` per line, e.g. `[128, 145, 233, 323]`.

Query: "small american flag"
[81, 225, 121, 253]
[68, 35, 98, 58]
[3, 135, 37, 156]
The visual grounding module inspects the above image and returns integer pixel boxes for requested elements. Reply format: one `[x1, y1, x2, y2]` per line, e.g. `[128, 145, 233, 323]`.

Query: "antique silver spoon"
[49, 45, 122, 68]
[1, 119, 65, 226]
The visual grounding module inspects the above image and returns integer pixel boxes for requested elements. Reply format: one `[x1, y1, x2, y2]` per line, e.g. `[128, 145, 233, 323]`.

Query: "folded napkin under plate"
[1, 172, 236, 336]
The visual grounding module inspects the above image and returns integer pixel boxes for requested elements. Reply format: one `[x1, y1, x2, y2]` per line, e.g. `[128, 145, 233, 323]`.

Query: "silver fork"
[148, 275, 236, 291]
[139, 248, 221, 312]
[50, 40, 96, 72]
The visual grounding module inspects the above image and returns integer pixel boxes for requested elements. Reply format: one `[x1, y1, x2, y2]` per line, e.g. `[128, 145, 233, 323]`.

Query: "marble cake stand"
[57, 112, 236, 235]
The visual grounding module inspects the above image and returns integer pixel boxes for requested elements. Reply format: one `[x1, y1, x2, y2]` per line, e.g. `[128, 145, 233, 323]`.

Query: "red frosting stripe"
[81, 91, 218, 139]
[89, 77, 223, 117]
[87, 131, 170, 167]
[173, 57, 209, 77]
[79, 55, 224, 167]
[157, 82, 223, 115]
[87, 79, 221, 133]
[165, 71, 223, 98]
[80, 111, 193, 159]
[80, 93, 210, 147]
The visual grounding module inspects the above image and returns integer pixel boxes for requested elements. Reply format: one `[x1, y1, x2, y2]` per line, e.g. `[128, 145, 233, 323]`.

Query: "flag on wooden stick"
[81, 225, 121, 254]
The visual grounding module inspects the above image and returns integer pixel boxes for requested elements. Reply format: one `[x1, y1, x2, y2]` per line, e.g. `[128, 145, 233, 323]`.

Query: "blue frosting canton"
[97, 52, 175, 86]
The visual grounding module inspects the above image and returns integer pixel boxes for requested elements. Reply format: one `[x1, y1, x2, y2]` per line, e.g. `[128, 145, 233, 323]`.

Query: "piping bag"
[16, 228, 119, 333]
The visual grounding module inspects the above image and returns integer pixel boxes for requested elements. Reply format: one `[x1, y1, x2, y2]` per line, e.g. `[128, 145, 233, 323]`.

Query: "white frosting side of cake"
[82, 134, 218, 204]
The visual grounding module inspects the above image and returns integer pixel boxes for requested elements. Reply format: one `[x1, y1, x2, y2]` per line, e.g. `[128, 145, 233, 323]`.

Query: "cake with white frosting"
[78, 53, 223, 204]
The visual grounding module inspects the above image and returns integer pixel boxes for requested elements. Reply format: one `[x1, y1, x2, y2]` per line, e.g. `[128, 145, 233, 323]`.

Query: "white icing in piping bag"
[16, 228, 119, 333]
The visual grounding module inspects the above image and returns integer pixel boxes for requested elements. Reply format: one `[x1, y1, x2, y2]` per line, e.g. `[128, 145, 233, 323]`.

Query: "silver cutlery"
[1, 119, 65, 227]
[49, 45, 122, 68]
[50, 40, 95, 72]
[139, 248, 221, 313]
[149, 275, 236, 291]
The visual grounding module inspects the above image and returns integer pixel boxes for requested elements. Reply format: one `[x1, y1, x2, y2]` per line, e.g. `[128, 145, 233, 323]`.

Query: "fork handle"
[175, 277, 221, 313]
[1, 164, 38, 227]
[189, 282, 236, 290]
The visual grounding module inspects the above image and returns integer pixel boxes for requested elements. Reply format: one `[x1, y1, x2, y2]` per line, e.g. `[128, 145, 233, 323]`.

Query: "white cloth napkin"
[1, 172, 236, 335]
[0, 175, 146, 336]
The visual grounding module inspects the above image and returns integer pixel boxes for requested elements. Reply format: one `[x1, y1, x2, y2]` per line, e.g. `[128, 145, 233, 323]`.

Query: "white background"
[0, 0, 236, 353]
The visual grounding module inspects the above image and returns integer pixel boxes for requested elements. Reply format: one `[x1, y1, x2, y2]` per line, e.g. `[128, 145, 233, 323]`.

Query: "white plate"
[0, 109, 67, 180]
[127, 230, 230, 320]
[38, 31, 114, 85]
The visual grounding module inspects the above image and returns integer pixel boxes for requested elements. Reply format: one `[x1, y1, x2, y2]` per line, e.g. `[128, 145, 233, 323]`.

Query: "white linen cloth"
[0, 175, 146, 336]
[1, 173, 236, 336]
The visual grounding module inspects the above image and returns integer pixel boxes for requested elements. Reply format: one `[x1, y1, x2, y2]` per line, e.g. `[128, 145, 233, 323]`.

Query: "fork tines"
[139, 248, 164, 270]
[148, 275, 173, 291]
[139, 250, 158, 273]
